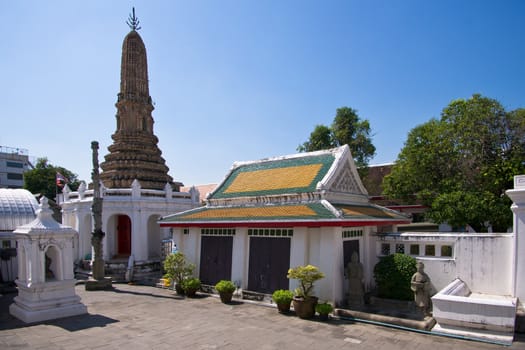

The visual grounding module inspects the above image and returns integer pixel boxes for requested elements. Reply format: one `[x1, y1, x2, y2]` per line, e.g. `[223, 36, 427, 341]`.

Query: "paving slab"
[1, 283, 525, 349]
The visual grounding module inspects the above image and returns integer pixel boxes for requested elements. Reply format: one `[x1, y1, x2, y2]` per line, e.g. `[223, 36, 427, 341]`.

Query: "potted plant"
[163, 252, 195, 295]
[182, 277, 201, 297]
[215, 280, 236, 303]
[272, 289, 294, 313]
[287, 264, 325, 318]
[161, 274, 171, 288]
[315, 302, 333, 321]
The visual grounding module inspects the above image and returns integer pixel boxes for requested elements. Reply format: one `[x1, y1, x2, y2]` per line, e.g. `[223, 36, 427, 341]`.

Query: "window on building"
[441, 245, 453, 257]
[410, 244, 420, 255]
[395, 244, 405, 254]
[425, 245, 435, 256]
[7, 173, 23, 180]
[381, 243, 390, 256]
[6, 161, 23, 168]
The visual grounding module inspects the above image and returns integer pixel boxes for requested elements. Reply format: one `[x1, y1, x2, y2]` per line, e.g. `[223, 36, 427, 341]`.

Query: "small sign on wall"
[516, 175, 525, 189]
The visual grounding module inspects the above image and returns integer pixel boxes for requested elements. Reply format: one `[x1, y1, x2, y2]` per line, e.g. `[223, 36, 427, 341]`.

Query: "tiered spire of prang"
[100, 8, 176, 190]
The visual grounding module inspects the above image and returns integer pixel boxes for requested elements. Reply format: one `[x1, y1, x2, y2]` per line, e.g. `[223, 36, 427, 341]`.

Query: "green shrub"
[272, 289, 293, 304]
[215, 280, 236, 293]
[182, 277, 201, 291]
[373, 253, 417, 300]
[287, 265, 325, 298]
[315, 302, 333, 314]
[163, 252, 195, 285]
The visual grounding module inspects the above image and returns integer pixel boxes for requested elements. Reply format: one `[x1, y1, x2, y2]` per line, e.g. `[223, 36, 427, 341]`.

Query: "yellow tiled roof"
[212, 153, 335, 199]
[224, 164, 323, 194]
[339, 205, 404, 219]
[182, 205, 317, 219]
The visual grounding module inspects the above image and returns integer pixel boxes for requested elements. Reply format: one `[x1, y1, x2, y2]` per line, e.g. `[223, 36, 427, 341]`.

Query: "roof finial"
[126, 7, 141, 31]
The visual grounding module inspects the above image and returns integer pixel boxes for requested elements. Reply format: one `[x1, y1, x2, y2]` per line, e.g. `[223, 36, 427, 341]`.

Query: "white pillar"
[289, 227, 308, 290]
[506, 175, 525, 304]
[132, 210, 147, 261]
[317, 226, 343, 304]
[231, 228, 247, 288]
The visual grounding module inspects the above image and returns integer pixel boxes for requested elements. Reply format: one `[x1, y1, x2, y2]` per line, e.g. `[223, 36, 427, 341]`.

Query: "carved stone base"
[85, 277, 113, 291]
[10, 279, 87, 323]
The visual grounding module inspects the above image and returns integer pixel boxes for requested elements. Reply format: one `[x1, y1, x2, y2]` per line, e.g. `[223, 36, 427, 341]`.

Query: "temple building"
[159, 145, 410, 303]
[60, 10, 198, 277]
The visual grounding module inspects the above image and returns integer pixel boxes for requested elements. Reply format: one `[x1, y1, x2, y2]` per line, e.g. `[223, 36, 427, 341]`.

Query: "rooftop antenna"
[126, 7, 141, 31]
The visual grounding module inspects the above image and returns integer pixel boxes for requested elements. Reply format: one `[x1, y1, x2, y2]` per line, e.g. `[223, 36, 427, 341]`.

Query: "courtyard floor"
[1, 283, 524, 349]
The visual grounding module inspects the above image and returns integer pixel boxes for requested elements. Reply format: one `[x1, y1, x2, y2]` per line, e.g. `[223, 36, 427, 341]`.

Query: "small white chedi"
[9, 197, 87, 323]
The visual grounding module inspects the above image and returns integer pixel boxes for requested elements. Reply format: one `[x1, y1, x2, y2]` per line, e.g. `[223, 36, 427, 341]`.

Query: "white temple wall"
[289, 227, 308, 292]
[317, 226, 344, 304]
[183, 227, 200, 268]
[232, 228, 248, 288]
[147, 215, 162, 259]
[374, 233, 514, 295]
[61, 184, 198, 264]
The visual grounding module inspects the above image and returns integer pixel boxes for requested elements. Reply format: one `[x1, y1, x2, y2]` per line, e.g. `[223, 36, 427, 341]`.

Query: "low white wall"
[375, 232, 514, 295]
[432, 278, 517, 333]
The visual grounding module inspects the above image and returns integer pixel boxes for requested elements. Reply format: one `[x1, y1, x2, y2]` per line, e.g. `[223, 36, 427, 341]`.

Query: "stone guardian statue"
[411, 261, 431, 315]
[347, 251, 365, 308]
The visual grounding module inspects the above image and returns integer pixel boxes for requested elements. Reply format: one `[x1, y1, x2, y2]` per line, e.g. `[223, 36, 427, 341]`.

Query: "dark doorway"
[199, 236, 233, 285]
[117, 215, 131, 256]
[343, 240, 360, 272]
[248, 237, 291, 294]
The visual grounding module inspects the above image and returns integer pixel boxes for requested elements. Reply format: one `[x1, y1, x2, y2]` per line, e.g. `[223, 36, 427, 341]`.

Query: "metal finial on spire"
[126, 7, 141, 31]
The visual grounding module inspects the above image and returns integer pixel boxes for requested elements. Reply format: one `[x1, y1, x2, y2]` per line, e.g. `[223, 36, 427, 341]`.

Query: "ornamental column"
[506, 175, 525, 304]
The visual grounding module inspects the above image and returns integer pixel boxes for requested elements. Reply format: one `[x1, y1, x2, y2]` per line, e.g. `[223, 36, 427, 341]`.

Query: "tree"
[298, 107, 376, 169]
[24, 158, 80, 201]
[383, 94, 524, 232]
[297, 125, 333, 152]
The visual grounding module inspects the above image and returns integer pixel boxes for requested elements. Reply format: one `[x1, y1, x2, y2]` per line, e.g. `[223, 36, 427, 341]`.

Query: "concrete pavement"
[1, 283, 525, 349]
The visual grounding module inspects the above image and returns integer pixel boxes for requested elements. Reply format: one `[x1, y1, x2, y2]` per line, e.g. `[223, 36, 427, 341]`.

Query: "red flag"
[56, 172, 68, 187]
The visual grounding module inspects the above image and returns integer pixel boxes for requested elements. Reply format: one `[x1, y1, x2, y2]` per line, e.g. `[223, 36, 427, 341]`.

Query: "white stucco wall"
[61, 184, 198, 263]
[375, 233, 514, 296]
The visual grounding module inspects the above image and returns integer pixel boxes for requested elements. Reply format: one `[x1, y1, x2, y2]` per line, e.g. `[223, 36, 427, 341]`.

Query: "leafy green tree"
[298, 107, 376, 169]
[384, 94, 524, 232]
[24, 158, 80, 201]
[297, 125, 333, 152]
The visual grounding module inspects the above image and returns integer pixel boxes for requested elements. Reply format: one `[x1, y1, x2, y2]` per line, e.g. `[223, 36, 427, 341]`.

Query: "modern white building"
[0, 146, 31, 189]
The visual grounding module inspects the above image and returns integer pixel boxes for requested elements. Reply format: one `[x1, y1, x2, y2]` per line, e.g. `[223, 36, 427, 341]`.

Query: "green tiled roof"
[211, 153, 335, 199]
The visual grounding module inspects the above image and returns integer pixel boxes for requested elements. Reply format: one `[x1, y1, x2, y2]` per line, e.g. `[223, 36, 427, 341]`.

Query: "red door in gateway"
[117, 215, 131, 256]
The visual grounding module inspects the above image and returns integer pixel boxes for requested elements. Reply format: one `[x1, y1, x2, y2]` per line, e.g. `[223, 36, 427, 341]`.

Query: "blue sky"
[1, 1, 524, 186]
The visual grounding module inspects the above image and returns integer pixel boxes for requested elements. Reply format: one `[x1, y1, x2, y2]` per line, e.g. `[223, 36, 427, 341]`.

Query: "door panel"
[199, 236, 233, 285]
[248, 237, 290, 294]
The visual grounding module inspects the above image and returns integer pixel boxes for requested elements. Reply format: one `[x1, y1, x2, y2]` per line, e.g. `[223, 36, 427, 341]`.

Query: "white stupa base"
[9, 279, 87, 323]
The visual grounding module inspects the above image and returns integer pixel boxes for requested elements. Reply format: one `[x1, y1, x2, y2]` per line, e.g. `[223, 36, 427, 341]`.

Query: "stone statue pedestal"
[85, 258, 112, 290]
[11, 280, 87, 323]
[85, 277, 113, 291]
[9, 197, 87, 323]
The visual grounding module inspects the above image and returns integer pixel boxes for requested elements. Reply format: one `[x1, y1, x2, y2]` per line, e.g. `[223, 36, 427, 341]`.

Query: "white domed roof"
[0, 188, 39, 231]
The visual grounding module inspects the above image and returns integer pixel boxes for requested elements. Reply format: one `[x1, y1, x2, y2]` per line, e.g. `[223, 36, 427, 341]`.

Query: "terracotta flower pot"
[175, 283, 185, 295]
[318, 312, 329, 321]
[277, 301, 292, 313]
[292, 296, 318, 319]
[185, 288, 198, 297]
[219, 291, 233, 303]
